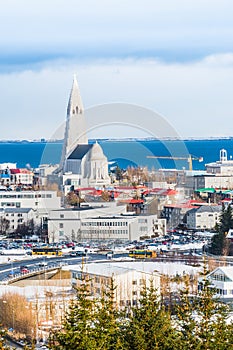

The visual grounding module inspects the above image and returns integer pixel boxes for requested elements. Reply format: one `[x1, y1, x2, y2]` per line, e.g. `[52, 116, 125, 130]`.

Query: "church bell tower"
[60, 75, 88, 171]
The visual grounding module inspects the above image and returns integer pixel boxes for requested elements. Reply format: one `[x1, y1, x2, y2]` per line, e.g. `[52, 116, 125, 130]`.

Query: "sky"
[1, 0, 233, 140]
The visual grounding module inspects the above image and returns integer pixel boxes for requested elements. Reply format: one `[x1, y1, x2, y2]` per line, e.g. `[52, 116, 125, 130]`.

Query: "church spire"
[60, 75, 88, 171]
[67, 74, 84, 116]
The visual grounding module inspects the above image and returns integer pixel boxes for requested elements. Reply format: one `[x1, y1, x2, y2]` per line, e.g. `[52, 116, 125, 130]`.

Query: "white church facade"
[59, 76, 111, 193]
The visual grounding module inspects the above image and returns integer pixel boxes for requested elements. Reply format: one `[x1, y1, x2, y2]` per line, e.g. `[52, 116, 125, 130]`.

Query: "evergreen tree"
[209, 203, 232, 255]
[195, 278, 232, 349]
[219, 203, 233, 233]
[175, 279, 198, 350]
[125, 281, 177, 350]
[93, 278, 125, 350]
[50, 275, 97, 350]
[175, 272, 233, 350]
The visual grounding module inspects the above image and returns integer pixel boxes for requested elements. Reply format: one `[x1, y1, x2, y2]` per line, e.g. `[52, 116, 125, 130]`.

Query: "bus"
[31, 247, 63, 256]
[128, 249, 157, 259]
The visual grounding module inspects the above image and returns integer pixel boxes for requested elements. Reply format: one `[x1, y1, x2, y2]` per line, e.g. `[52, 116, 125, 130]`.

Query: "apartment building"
[69, 261, 160, 309]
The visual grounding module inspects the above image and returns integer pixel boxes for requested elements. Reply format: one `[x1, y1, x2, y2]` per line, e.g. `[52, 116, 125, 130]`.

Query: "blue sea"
[1, 138, 233, 171]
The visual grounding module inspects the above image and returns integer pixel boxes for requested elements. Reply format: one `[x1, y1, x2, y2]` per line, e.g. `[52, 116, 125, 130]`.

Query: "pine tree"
[50, 274, 97, 350]
[175, 279, 198, 350]
[209, 203, 232, 255]
[93, 278, 126, 350]
[175, 271, 233, 350]
[125, 281, 177, 350]
[219, 203, 233, 233]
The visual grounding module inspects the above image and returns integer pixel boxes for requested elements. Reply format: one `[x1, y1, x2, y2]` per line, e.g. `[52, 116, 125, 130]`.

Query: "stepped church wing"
[60, 75, 110, 192]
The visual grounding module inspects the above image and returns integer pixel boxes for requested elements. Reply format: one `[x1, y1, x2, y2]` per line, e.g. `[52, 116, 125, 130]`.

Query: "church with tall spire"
[60, 75, 110, 192]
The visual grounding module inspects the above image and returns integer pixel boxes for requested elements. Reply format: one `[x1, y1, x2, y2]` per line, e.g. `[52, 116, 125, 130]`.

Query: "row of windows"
[139, 227, 148, 232]
[0, 194, 52, 199]
[81, 221, 128, 227]
[81, 229, 128, 235]
[138, 219, 148, 223]
[215, 289, 233, 295]
[211, 274, 232, 282]
[5, 213, 23, 217]
[1, 202, 21, 207]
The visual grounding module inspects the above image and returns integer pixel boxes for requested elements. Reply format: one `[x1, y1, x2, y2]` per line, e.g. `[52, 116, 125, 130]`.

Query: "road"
[0, 252, 129, 282]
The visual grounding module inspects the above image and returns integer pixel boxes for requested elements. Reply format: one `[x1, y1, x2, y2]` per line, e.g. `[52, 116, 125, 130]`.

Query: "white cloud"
[1, 1, 233, 140]
[1, 55, 233, 140]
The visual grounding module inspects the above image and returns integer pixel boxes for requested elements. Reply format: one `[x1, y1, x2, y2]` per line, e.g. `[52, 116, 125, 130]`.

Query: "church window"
[76, 106, 79, 113]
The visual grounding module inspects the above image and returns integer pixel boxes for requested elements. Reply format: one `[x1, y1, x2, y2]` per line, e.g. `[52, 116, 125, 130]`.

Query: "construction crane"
[146, 154, 203, 171]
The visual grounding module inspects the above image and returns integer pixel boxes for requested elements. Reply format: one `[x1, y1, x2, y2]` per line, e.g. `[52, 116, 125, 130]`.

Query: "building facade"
[58, 76, 111, 191]
[186, 205, 221, 230]
[198, 266, 233, 304]
[69, 261, 160, 309]
[47, 203, 166, 242]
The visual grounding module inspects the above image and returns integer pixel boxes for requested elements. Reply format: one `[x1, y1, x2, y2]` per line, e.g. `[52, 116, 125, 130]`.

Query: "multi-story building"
[0, 190, 61, 211]
[0, 190, 61, 238]
[10, 168, 34, 186]
[47, 202, 166, 242]
[205, 149, 233, 176]
[47, 203, 127, 242]
[186, 205, 221, 230]
[69, 261, 160, 309]
[198, 266, 233, 304]
[160, 202, 197, 229]
[81, 214, 166, 241]
[0, 207, 37, 233]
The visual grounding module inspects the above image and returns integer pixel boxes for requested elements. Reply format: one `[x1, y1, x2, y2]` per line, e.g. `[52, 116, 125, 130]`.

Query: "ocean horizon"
[0, 138, 233, 171]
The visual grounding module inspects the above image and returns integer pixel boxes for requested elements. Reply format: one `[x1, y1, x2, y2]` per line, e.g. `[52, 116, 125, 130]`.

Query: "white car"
[37, 261, 48, 267]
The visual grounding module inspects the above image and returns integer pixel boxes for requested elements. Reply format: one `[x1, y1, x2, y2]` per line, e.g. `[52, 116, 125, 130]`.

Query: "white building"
[81, 214, 166, 241]
[68, 261, 160, 309]
[47, 201, 166, 242]
[194, 174, 233, 191]
[198, 266, 233, 303]
[10, 168, 34, 186]
[37, 164, 59, 187]
[186, 205, 221, 230]
[0, 207, 37, 233]
[0, 190, 61, 234]
[206, 149, 233, 176]
[58, 76, 111, 191]
[0, 190, 61, 211]
[47, 202, 127, 242]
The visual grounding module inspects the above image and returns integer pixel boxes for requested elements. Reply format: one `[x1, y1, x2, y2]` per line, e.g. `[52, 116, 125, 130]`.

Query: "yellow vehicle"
[128, 249, 157, 259]
[32, 247, 62, 256]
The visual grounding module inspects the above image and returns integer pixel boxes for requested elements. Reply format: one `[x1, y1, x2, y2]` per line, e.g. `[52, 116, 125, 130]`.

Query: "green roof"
[196, 188, 216, 193]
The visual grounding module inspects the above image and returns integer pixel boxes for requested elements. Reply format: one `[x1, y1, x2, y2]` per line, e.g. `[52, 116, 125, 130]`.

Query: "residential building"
[10, 168, 34, 186]
[160, 201, 197, 229]
[198, 266, 233, 304]
[0, 207, 37, 233]
[0, 190, 61, 211]
[68, 261, 160, 309]
[186, 205, 221, 230]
